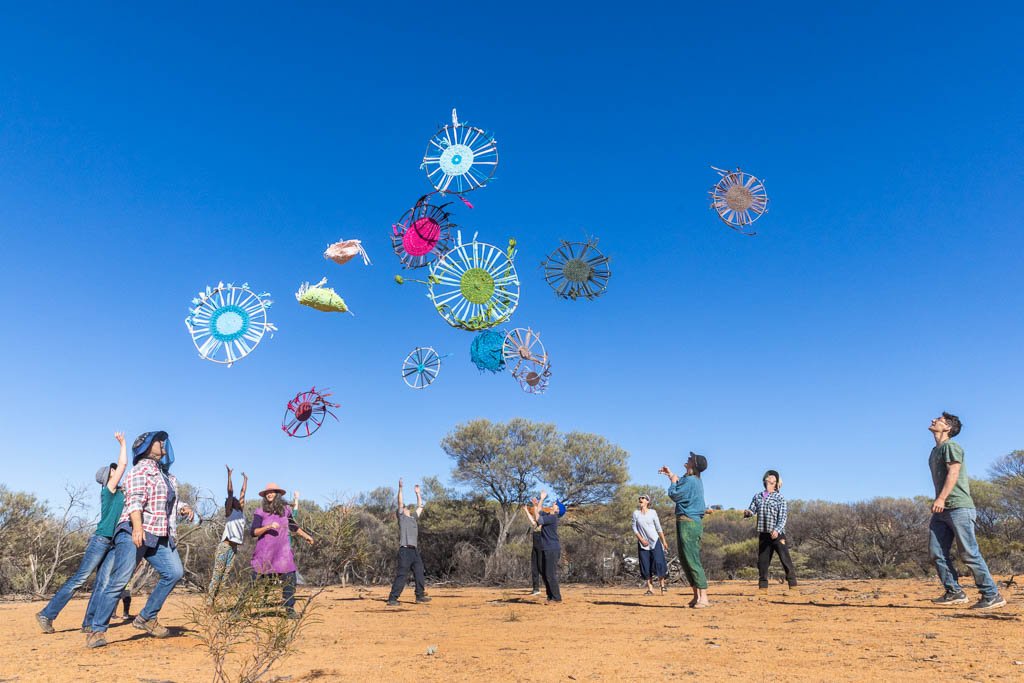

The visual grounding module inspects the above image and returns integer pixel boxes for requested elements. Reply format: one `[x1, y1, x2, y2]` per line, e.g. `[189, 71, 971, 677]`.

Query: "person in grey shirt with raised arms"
[386, 478, 431, 606]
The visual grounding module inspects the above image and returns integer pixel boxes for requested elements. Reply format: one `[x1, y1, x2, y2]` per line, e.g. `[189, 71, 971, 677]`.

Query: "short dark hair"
[943, 412, 962, 438]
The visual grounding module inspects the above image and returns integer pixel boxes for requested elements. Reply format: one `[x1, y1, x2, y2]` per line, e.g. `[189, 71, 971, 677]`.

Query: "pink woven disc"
[403, 217, 440, 257]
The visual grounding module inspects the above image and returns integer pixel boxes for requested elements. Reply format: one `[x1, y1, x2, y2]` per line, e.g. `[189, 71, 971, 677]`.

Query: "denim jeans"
[252, 570, 297, 611]
[90, 530, 183, 632]
[82, 543, 118, 627]
[40, 534, 113, 623]
[929, 507, 999, 598]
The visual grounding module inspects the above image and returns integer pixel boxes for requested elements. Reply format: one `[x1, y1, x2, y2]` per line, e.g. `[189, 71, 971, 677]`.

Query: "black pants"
[530, 546, 543, 591]
[388, 546, 426, 601]
[757, 532, 796, 586]
[540, 547, 561, 601]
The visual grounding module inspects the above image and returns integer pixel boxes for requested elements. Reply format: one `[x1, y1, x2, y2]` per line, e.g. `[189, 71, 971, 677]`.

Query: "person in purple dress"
[251, 483, 314, 617]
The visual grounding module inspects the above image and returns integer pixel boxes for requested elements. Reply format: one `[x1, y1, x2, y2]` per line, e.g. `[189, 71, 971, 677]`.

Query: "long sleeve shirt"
[747, 490, 788, 535]
[667, 476, 706, 519]
[117, 458, 182, 546]
[631, 509, 664, 547]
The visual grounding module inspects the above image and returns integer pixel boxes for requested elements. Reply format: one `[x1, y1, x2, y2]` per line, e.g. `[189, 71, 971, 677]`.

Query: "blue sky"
[1, 3, 1022, 513]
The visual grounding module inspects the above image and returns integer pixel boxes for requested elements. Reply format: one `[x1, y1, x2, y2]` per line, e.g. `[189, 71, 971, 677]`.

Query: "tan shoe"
[86, 631, 107, 649]
[132, 616, 170, 638]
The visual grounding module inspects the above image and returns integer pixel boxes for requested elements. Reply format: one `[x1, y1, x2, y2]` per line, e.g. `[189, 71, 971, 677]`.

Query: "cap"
[95, 464, 114, 486]
[688, 451, 708, 473]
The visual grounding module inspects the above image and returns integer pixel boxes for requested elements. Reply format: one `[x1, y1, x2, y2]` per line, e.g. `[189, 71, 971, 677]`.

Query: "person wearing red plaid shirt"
[84, 431, 195, 649]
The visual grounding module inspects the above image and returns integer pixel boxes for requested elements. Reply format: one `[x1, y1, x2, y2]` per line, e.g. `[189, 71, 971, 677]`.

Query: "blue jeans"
[929, 507, 999, 598]
[40, 534, 113, 625]
[90, 530, 183, 633]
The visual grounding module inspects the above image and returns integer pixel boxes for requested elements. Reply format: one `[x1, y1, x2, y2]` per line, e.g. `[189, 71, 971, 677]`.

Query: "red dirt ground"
[3, 579, 1021, 682]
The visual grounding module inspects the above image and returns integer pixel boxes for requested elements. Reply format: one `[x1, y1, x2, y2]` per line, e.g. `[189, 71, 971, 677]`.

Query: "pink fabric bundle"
[324, 239, 371, 266]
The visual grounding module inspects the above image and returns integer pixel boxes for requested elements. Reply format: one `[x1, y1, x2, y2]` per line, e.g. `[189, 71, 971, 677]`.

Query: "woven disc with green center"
[563, 258, 594, 283]
[460, 267, 495, 304]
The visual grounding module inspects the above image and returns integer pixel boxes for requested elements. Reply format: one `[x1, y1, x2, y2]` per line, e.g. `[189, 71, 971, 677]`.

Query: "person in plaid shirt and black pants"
[744, 470, 797, 590]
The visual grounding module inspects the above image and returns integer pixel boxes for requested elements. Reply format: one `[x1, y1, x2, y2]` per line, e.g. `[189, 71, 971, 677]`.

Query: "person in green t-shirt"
[926, 412, 1005, 610]
[36, 432, 129, 633]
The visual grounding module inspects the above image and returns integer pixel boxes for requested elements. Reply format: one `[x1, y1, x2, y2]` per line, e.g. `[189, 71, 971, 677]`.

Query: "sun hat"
[132, 431, 173, 470]
[259, 483, 286, 497]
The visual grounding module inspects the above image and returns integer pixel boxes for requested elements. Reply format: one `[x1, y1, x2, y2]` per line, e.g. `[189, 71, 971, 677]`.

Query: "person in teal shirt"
[36, 432, 128, 633]
[660, 451, 710, 608]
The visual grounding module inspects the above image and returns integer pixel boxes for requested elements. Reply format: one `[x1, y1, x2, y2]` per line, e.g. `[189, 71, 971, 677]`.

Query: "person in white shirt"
[631, 494, 669, 595]
[207, 465, 247, 603]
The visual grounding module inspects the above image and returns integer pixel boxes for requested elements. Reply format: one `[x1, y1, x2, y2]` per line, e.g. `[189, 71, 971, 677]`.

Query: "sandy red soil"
[3, 579, 1021, 682]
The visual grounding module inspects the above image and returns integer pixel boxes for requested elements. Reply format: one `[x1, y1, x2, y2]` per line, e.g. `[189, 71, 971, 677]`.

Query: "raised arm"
[225, 465, 234, 517]
[659, 465, 680, 486]
[396, 478, 404, 512]
[292, 490, 300, 513]
[414, 484, 424, 516]
[239, 472, 248, 505]
[108, 432, 128, 494]
[522, 503, 537, 525]
[287, 506, 315, 545]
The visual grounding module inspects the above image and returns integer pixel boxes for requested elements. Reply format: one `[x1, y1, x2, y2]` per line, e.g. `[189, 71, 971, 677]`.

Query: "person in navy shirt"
[525, 491, 564, 603]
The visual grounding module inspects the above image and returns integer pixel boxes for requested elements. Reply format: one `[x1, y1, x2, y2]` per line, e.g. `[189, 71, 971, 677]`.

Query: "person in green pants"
[660, 451, 710, 608]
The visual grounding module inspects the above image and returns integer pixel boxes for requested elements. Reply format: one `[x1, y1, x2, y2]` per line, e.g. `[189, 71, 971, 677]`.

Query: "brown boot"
[86, 631, 107, 649]
[132, 616, 170, 638]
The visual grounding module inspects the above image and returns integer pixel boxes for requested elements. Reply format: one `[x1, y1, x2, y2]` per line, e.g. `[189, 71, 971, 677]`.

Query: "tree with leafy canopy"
[441, 419, 560, 560]
[441, 418, 630, 579]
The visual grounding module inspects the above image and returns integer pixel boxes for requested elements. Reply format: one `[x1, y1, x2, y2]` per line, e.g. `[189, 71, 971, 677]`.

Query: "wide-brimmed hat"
[259, 483, 286, 497]
[132, 431, 169, 463]
[688, 451, 708, 473]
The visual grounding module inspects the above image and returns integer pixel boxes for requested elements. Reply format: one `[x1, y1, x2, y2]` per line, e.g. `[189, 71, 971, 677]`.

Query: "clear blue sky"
[1, 3, 1022, 512]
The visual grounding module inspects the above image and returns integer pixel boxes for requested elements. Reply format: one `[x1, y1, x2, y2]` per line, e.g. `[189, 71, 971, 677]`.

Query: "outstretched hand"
[413, 484, 421, 495]
[398, 478, 403, 489]
[114, 432, 126, 446]
[226, 465, 233, 476]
